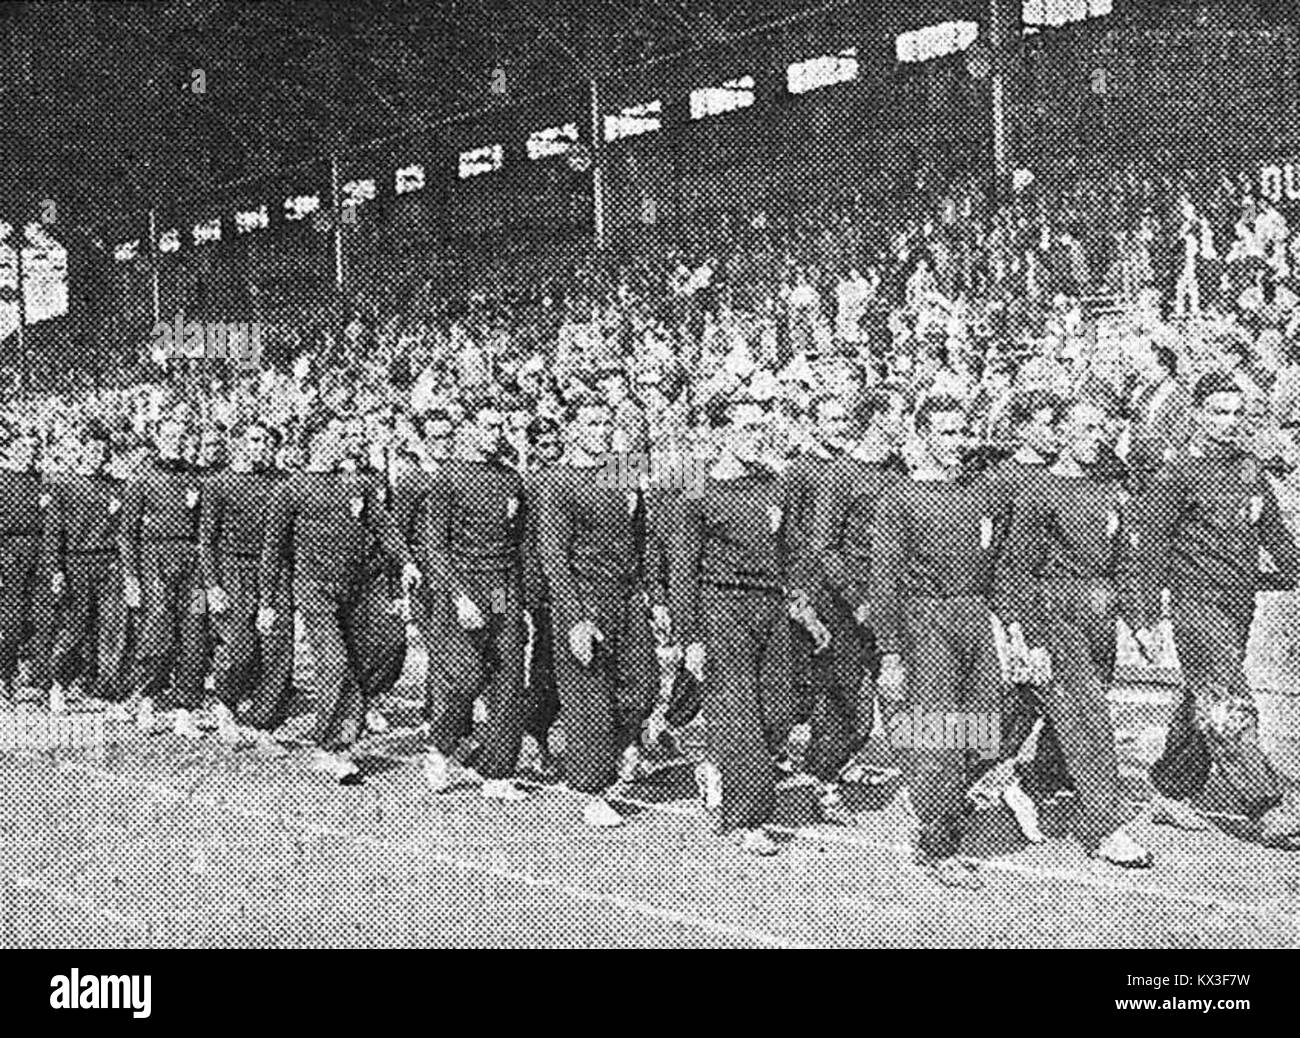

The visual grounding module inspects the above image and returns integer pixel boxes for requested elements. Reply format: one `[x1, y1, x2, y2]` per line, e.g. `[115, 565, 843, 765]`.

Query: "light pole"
[14, 222, 28, 397]
[147, 207, 161, 327]
[990, 0, 1012, 201]
[590, 77, 606, 252]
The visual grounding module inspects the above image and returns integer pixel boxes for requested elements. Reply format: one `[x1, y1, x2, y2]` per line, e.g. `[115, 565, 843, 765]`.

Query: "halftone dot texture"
[4, 0, 1300, 948]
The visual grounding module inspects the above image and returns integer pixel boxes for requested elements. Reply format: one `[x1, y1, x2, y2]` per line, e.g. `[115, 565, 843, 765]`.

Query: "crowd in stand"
[10, 153, 1300, 473]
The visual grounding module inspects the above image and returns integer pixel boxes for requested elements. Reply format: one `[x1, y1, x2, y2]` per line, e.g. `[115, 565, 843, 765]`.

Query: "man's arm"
[117, 473, 147, 587]
[667, 491, 705, 647]
[536, 472, 588, 626]
[258, 480, 294, 606]
[41, 481, 66, 578]
[805, 467, 851, 604]
[1125, 464, 1184, 630]
[992, 483, 1048, 648]
[868, 485, 906, 657]
[365, 473, 413, 572]
[1257, 477, 1299, 590]
[521, 472, 548, 610]
[197, 473, 225, 590]
[422, 467, 465, 600]
[644, 489, 674, 609]
[631, 487, 652, 602]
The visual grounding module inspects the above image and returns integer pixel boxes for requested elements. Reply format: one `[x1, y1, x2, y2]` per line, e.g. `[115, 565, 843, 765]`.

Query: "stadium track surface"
[2, 642, 1299, 949]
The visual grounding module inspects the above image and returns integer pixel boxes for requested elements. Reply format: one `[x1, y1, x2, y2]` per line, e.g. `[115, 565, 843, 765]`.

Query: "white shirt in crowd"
[787, 280, 819, 316]
[835, 270, 874, 343]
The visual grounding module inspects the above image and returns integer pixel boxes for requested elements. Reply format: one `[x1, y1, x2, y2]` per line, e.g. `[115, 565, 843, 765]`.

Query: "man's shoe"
[481, 778, 529, 803]
[1149, 794, 1211, 831]
[1003, 779, 1047, 843]
[311, 749, 361, 784]
[173, 709, 204, 740]
[218, 720, 254, 748]
[1095, 829, 1153, 869]
[819, 786, 857, 827]
[919, 854, 984, 891]
[336, 755, 363, 785]
[916, 816, 964, 861]
[1259, 805, 1300, 844]
[210, 701, 236, 732]
[533, 750, 560, 782]
[252, 731, 289, 758]
[517, 734, 549, 777]
[582, 796, 624, 829]
[736, 828, 779, 856]
[423, 750, 454, 792]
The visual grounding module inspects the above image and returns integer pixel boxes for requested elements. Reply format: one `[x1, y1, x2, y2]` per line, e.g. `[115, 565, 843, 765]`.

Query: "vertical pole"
[147, 207, 161, 326]
[331, 151, 344, 292]
[990, 0, 1011, 203]
[591, 77, 606, 251]
[14, 222, 27, 397]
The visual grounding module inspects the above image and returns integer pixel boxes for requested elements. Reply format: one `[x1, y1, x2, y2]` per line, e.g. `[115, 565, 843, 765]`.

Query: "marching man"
[997, 396, 1152, 867]
[869, 396, 1005, 887]
[670, 392, 827, 855]
[1131, 372, 1300, 845]
[421, 396, 530, 803]
[536, 391, 657, 827]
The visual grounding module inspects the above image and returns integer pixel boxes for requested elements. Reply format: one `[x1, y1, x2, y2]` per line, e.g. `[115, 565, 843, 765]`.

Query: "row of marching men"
[3, 368, 1299, 879]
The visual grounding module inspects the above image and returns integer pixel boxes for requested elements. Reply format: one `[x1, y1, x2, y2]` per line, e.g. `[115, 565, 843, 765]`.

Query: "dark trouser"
[789, 622, 819, 726]
[807, 597, 880, 783]
[553, 584, 657, 795]
[1151, 596, 1284, 820]
[126, 542, 208, 710]
[896, 596, 1001, 849]
[1001, 680, 1072, 802]
[209, 559, 294, 731]
[29, 559, 58, 692]
[701, 585, 797, 832]
[0, 535, 46, 688]
[1039, 579, 1130, 850]
[296, 574, 395, 752]
[525, 599, 560, 744]
[358, 578, 407, 708]
[426, 572, 526, 780]
[410, 587, 438, 723]
[51, 554, 131, 701]
[0, 536, 37, 686]
[664, 666, 703, 729]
